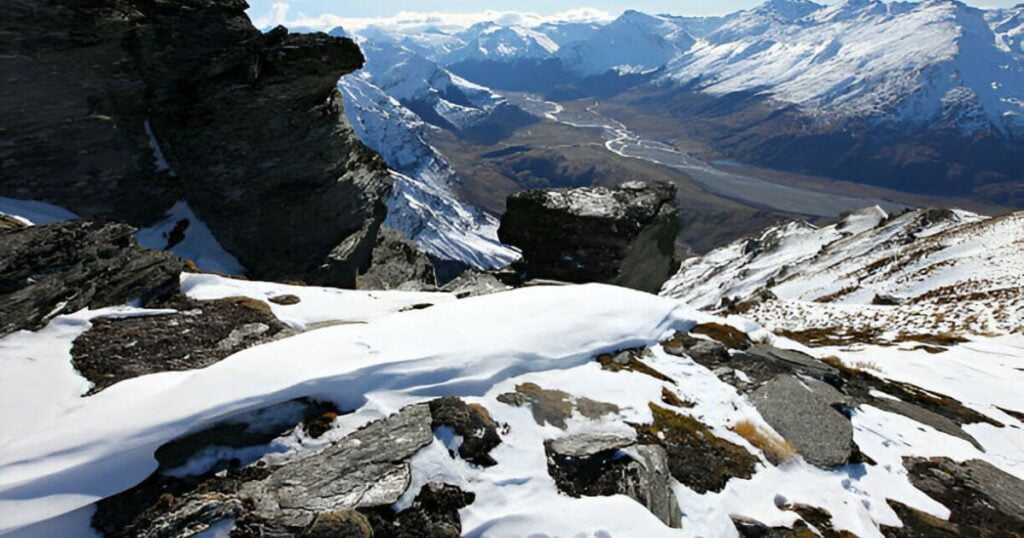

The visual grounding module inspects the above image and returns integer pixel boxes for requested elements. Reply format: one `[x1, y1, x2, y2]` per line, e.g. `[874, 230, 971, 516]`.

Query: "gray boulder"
[545, 433, 682, 528]
[749, 375, 853, 468]
[356, 228, 437, 290]
[0, 221, 186, 337]
[498, 181, 679, 293]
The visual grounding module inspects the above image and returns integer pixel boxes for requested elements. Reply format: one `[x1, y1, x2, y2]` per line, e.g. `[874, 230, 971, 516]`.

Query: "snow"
[136, 201, 244, 275]
[0, 283, 692, 534]
[179, 273, 455, 331]
[0, 196, 78, 226]
[3, 270, 1023, 536]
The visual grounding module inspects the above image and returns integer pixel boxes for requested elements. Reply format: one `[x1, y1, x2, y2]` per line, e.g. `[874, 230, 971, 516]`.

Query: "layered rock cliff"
[1, 0, 390, 286]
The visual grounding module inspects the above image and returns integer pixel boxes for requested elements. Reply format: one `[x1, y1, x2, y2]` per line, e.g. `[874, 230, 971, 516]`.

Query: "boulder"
[429, 397, 503, 467]
[545, 433, 682, 528]
[635, 403, 758, 493]
[498, 181, 679, 293]
[356, 228, 437, 290]
[749, 375, 853, 468]
[365, 482, 476, 538]
[0, 221, 186, 337]
[71, 296, 290, 393]
[1, 0, 391, 287]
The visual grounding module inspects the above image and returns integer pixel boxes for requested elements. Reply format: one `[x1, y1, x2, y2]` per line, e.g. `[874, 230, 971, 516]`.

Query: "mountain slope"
[662, 206, 1024, 336]
[558, 10, 696, 76]
[339, 73, 519, 271]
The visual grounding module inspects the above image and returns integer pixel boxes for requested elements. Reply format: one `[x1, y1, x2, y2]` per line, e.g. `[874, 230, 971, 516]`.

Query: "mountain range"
[332, 0, 1024, 241]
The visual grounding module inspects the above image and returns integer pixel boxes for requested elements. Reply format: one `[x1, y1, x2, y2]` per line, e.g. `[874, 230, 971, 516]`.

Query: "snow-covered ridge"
[662, 206, 1024, 335]
[662, 0, 1024, 133]
[339, 71, 519, 270]
[4, 272, 1023, 536]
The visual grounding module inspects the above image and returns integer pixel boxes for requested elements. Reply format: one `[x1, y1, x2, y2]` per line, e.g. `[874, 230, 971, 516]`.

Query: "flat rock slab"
[241, 403, 434, 529]
[750, 375, 853, 468]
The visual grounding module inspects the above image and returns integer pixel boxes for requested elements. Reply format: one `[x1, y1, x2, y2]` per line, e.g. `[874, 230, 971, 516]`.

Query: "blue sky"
[246, 0, 1016, 22]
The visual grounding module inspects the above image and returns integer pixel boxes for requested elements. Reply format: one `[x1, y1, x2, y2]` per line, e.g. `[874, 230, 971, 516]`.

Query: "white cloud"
[252, 4, 614, 33]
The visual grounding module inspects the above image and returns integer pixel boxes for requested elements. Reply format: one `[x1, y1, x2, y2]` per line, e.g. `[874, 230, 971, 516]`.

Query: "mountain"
[444, 22, 561, 64]
[558, 10, 697, 76]
[636, 0, 1024, 202]
[662, 206, 1024, 335]
[339, 67, 519, 272]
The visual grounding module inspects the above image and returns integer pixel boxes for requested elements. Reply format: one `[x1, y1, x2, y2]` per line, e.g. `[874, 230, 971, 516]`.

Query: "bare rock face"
[0, 221, 186, 337]
[356, 228, 437, 290]
[1, 0, 390, 287]
[545, 432, 682, 529]
[498, 181, 679, 293]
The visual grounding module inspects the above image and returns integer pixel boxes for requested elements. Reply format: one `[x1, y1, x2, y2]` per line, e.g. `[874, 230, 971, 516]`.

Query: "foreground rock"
[71, 296, 290, 393]
[546, 433, 682, 528]
[0, 221, 186, 337]
[94, 399, 496, 536]
[498, 181, 679, 293]
[749, 375, 854, 468]
[2, 0, 390, 287]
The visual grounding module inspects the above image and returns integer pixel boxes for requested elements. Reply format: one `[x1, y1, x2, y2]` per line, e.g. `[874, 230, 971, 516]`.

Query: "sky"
[247, 0, 1017, 25]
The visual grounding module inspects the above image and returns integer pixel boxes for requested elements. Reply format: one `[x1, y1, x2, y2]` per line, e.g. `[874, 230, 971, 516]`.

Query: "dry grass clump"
[820, 356, 883, 376]
[894, 332, 968, 347]
[692, 322, 752, 350]
[731, 420, 797, 465]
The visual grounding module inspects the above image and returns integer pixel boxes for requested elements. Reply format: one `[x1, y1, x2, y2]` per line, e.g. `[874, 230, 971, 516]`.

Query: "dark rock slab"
[498, 180, 679, 293]
[429, 397, 503, 467]
[902, 457, 1024, 534]
[356, 228, 437, 291]
[2, 0, 391, 287]
[71, 296, 289, 393]
[749, 375, 853, 468]
[0, 221, 186, 337]
[545, 433, 682, 528]
[635, 403, 758, 493]
[364, 482, 475, 538]
[881, 500, 959, 537]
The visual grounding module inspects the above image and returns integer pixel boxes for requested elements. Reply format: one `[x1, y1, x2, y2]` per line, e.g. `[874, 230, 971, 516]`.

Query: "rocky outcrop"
[71, 296, 290, 393]
[636, 403, 758, 493]
[356, 228, 437, 290]
[0, 221, 186, 337]
[1, 0, 391, 287]
[429, 397, 503, 467]
[898, 457, 1024, 535]
[93, 399, 494, 536]
[545, 433, 682, 528]
[498, 181, 679, 293]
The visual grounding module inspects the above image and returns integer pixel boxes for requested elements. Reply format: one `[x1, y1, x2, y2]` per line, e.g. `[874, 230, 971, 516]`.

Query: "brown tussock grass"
[731, 420, 797, 465]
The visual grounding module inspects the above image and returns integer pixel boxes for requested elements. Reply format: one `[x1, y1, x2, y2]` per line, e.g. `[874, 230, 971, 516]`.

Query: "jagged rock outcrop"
[498, 180, 679, 293]
[1, 0, 390, 287]
[0, 221, 186, 337]
[545, 433, 682, 528]
[356, 228, 437, 290]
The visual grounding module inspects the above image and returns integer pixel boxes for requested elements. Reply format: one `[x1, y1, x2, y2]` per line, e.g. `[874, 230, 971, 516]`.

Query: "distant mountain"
[339, 44, 520, 271]
[557, 10, 696, 76]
